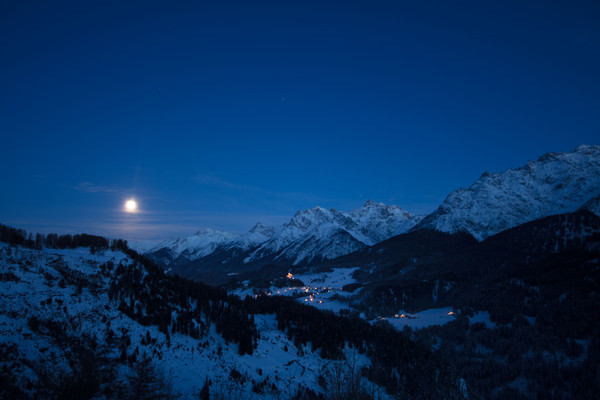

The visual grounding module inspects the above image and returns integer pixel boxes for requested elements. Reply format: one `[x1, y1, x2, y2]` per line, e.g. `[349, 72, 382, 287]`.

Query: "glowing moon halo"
[124, 199, 138, 213]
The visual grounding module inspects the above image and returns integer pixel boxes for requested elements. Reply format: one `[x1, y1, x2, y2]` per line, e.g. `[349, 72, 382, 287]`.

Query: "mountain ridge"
[139, 200, 423, 275]
[414, 144, 600, 240]
[136, 144, 600, 283]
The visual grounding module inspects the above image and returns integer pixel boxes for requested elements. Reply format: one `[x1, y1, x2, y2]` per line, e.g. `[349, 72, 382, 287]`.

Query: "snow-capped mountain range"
[138, 200, 423, 267]
[150, 228, 240, 260]
[415, 144, 600, 240]
[136, 144, 600, 274]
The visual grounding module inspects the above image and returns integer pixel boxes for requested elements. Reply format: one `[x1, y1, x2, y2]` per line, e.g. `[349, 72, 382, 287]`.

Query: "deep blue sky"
[1, 0, 599, 240]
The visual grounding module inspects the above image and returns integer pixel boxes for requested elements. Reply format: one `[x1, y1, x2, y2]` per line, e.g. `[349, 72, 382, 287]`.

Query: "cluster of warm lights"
[258, 274, 341, 306]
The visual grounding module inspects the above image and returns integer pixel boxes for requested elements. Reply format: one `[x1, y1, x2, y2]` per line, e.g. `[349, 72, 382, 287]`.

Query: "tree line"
[0, 223, 127, 252]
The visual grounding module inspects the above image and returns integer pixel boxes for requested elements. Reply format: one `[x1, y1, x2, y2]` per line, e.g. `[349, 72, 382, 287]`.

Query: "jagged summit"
[349, 200, 422, 244]
[249, 222, 273, 234]
[415, 145, 600, 240]
[363, 199, 380, 207]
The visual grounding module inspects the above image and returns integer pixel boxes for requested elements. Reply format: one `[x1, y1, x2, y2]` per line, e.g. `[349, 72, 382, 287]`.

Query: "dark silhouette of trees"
[0, 223, 126, 251]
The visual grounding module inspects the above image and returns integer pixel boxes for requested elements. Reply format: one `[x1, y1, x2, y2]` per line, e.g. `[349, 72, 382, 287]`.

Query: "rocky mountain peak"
[249, 222, 274, 236]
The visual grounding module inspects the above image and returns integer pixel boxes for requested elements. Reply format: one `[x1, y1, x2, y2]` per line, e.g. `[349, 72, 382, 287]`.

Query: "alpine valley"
[2, 145, 600, 400]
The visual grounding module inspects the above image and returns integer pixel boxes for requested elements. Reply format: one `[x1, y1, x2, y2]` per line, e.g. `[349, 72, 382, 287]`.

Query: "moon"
[125, 199, 138, 213]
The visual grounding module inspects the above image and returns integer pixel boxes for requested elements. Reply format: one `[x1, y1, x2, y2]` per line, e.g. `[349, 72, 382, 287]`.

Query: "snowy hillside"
[0, 237, 469, 399]
[415, 144, 600, 240]
[0, 244, 266, 397]
[146, 200, 422, 267]
[0, 243, 367, 398]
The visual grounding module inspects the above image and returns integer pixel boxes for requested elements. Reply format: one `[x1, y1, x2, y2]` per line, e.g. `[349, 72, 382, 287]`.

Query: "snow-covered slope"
[0, 241, 469, 399]
[415, 144, 600, 240]
[0, 243, 376, 399]
[147, 200, 422, 267]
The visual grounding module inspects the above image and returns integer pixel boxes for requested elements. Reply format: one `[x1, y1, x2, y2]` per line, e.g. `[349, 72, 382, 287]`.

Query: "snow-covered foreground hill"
[0, 244, 369, 398]
[0, 241, 469, 399]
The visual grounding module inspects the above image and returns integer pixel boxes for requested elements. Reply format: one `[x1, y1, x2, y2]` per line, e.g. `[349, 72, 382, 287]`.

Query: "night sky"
[1, 0, 599, 240]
